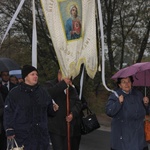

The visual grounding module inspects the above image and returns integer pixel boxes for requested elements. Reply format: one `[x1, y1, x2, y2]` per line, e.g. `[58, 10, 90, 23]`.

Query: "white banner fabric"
[40, 0, 97, 79]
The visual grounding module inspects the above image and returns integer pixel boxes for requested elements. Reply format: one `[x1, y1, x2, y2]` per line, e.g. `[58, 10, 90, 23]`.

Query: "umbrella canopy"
[0, 57, 20, 72]
[111, 62, 150, 86]
[9, 70, 22, 78]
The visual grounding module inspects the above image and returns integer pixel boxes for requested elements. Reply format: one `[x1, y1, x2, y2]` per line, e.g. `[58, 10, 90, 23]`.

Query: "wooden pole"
[66, 88, 71, 150]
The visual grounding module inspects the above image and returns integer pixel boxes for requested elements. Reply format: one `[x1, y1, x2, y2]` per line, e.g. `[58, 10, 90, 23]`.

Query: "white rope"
[97, 0, 118, 97]
[0, 0, 25, 47]
[32, 0, 37, 68]
[79, 66, 85, 100]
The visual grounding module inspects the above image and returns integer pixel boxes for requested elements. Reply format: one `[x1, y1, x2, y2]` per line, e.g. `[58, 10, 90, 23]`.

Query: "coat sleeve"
[42, 88, 56, 116]
[106, 93, 122, 117]
[3, 93, 16, 136]
[47, 98, 56, 117]
[48, 80, 68, 99]
[69, 86, 82, 118]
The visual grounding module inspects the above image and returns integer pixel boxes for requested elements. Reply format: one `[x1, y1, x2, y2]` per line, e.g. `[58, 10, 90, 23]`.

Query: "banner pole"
[66, 88, 71, 150]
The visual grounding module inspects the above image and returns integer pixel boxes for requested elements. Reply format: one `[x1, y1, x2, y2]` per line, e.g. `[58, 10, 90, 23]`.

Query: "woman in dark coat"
[47, 70, 82, 150]
[106, 76, 149, 150]
[3, 65, 58, 150]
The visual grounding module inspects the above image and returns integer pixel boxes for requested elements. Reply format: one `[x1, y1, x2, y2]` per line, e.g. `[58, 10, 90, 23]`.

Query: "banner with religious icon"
[40, 0, 97, 79]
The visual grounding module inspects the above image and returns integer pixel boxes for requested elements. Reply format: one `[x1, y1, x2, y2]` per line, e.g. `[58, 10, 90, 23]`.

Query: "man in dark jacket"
[0, 71, 16, 100]
[47, 70, 82, 150]
[0, 71, 16, 150]
[3, 65, 59, 150]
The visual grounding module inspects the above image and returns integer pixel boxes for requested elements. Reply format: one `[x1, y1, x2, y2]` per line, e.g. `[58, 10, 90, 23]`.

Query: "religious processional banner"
[40, 0, 98, 79]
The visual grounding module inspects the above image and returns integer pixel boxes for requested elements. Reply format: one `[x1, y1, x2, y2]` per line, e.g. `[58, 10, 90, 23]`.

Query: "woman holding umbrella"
[106, 76, 149, 150]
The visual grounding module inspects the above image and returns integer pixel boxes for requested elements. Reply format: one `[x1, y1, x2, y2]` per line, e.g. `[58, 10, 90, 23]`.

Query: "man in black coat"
[0, 71, 16, 100]
[47, 70, 82, 150]
[3, 65, 59, 150]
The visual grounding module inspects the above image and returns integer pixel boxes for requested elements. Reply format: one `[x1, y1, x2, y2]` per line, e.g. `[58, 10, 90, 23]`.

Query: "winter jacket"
[3, 82, 55, 150]
[0, 81, 16, 101]
[106, 88, 147, 150]
[46, 79, 82, 137]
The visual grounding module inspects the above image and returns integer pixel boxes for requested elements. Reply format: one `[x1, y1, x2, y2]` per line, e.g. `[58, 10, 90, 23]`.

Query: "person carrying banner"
[46, 70, 82, 150]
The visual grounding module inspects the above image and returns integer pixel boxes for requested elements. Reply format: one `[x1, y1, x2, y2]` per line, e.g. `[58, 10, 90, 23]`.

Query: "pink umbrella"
[132, 70, 150, 86]
[111, 62, 150, 95]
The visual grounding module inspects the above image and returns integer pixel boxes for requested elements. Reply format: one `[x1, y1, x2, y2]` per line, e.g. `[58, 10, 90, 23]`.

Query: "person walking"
[46, 70, 82, 150]
[9, 75, 19, 85]
[0, 71, 16, 150]
[3, 65, 59, 150]
[106, 76, 149, 150]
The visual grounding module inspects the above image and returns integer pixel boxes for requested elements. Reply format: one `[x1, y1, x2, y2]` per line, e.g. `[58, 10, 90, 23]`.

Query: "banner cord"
[0, 0, 25, 48]
[97, 0, 118, 97]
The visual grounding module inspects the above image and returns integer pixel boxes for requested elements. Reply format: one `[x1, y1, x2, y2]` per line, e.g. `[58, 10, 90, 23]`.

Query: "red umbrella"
[111, 62, 150, 96]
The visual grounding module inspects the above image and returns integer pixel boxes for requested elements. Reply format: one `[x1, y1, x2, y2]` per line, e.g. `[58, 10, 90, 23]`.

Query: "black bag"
[81, 107, 100, 135]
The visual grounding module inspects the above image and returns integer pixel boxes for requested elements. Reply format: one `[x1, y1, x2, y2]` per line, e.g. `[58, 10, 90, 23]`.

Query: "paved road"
[80, 129, 111, 150]
[49, 126, 111, 150]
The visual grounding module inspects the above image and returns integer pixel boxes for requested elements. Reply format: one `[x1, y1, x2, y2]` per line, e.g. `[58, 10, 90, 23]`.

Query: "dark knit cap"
[22, 65, 38, 79]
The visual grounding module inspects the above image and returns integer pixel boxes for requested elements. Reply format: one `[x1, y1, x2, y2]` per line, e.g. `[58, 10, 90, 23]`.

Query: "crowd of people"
[0, 70, 19, 149]
[0, 65, 150, 150]
[0, 65, 84, 150]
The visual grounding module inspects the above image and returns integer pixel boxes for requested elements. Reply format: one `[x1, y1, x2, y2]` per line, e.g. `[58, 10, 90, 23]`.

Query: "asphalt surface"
[79, 126, 111, 150]
[49, 114, 112, 150]
[49, 126, 111, 150]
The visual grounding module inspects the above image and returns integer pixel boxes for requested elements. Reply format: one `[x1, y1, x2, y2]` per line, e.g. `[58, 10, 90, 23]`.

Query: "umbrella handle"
[145, 87, 147, 97]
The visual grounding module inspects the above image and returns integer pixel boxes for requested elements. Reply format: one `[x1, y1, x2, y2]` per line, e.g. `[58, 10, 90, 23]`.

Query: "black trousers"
[0, 128, 7, 150]
[50, 132, 81, 150]
[111, 147, 148, 150]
